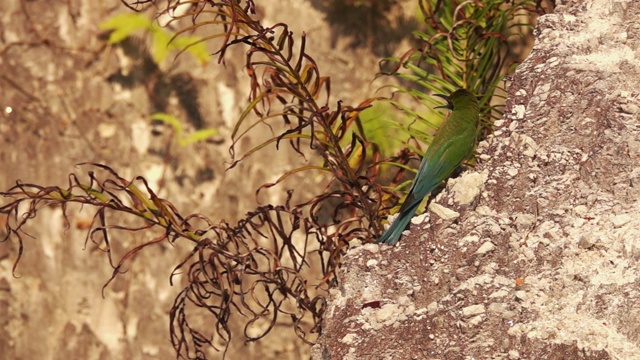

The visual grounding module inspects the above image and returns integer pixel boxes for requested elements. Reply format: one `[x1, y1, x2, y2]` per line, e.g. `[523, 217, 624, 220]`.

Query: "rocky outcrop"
[312, 1, 640, 359]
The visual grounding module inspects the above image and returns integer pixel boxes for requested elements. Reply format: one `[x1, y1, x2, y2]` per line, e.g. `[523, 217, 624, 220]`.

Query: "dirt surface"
[311, 0, 640, 359]
[0, 1, 390, 359]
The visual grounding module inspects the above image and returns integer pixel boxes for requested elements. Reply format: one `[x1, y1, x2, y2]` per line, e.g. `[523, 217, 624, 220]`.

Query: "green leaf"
[100, 13, 210, 65]
[179, 128, 218, 146]
[150, 113, 183, 136]
[170, 34, 211, 65]
[99, 13, 152, 44]
[150, 28, 172, 63]
[151, 113, 218, 147]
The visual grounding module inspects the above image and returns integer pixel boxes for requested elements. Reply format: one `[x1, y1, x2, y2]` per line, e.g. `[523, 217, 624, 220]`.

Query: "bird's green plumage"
[378, 89, 480, 245]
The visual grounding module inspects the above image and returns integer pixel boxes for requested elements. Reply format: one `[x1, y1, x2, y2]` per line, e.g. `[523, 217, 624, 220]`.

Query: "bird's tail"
[377, 201, 421, 245]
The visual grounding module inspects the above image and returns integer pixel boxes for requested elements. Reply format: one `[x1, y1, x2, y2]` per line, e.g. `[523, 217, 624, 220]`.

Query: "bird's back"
[377, 89, 479, 245]
[403, 90, 479, 211]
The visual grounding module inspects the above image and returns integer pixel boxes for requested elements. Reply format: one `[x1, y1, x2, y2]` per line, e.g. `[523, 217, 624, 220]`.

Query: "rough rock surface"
[311, 0, 640, 359]
[0, 1, 383, 359]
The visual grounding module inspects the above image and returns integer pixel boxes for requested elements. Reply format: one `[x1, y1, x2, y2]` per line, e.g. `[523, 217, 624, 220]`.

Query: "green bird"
[378, 89, 480, 245]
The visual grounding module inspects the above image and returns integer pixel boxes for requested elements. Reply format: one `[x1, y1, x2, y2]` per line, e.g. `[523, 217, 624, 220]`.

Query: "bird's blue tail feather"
[377, 201, 421, 245]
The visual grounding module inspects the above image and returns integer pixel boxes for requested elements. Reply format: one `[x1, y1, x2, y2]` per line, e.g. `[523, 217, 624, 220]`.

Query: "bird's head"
[433, 89, 478, 110]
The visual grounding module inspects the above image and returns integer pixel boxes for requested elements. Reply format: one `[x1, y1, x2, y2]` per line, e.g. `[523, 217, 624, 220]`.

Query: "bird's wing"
[402, 125, 477, 211]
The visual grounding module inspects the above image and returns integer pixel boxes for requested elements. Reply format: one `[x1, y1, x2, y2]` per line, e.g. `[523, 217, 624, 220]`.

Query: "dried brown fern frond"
[0, 164, 331, 358]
